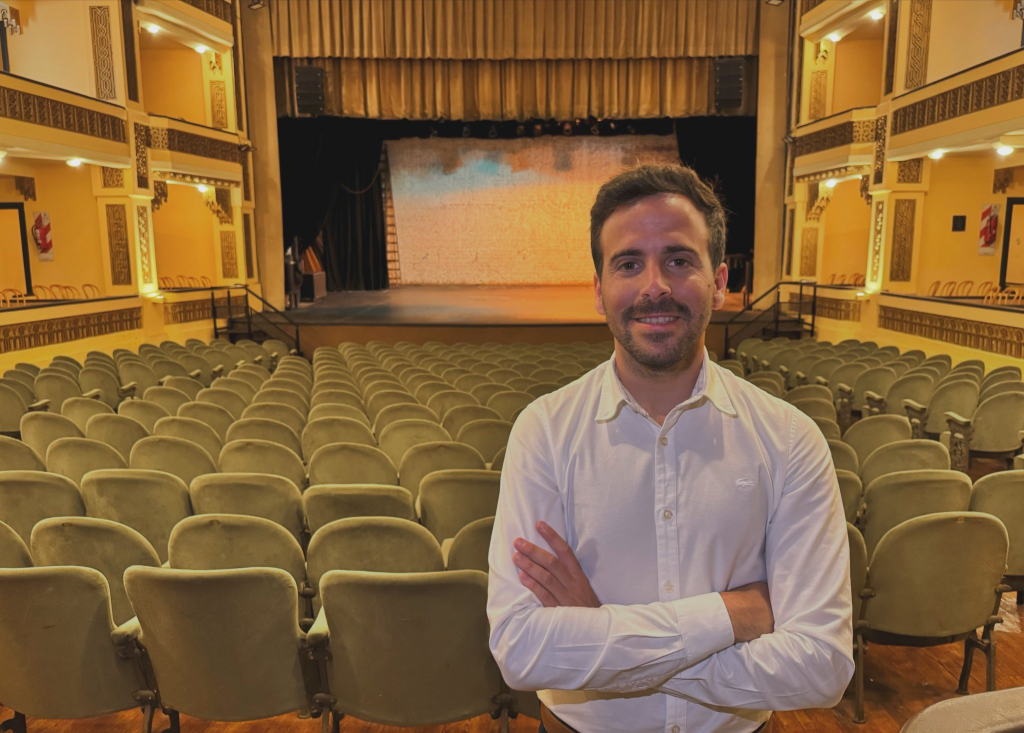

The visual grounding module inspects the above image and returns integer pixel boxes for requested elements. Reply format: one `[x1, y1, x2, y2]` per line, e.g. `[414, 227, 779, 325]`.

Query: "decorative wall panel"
[89, 7, 116, 100]
[800, 228, 818, 277]
[795, 120, 874, 157]
[165, 300, 213, 324]
[897, 159, 923, 184]
[101, 167, 124, 187]
[150, 128, 241, 163]
[884, 0, 899, 95]
[0, 308, 142, 353]
[136, 205, 153, 285]
[0, 85, 127, 142]
[893, 63, 1024, 135]
[210, 81, 228, 129]
[904, 0, 932, 91]
[243, 213, 254, 279]
[134, 123, 149, 189]
[890, 199, 916, 282]
[873, 116, 887, 185]
[220, 231, 238, 278]
[816, 297, 862, 321]
[180, 0, 232, 22]
[809, 71, 827, 120]
[870, 199, 886, 284]
[784, 208, 795, 277]
[106, 204, 132, 286]
[880, 305, 1024, 358]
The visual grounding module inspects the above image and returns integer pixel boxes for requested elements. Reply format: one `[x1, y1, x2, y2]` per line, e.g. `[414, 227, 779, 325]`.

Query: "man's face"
[594, 193, 728, 372]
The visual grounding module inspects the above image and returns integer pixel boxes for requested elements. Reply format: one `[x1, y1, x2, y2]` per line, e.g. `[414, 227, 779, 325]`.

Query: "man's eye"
[621, 262, 638, 271]
[671, 258, 688, 267]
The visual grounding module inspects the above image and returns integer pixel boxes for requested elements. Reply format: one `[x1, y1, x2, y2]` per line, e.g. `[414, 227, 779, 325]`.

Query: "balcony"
[793, 106, 877, 180]
[147, 115, 244, 185]
[135, 0, 234, 54]
[0, 73, 131, 167]
[799, 0, 886, 43]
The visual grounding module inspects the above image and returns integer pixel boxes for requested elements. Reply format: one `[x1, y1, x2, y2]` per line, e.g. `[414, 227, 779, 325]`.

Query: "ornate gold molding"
[880, 305, 1024, 358]
[101, 167, 124, 187]
[796, 165, 869, 184]
[802, 0, 826, 15]
[995, 168, 1015, 194]
[873, 116, 887, 185]
[806, 192, 831, 223]
[220, 231, 238, 278]
[0, 307, 142, 354]
[203, 187, 233, 224]
[106, 204, 132, 286]
[890, 199, 916, 282]
[155, 171, 239, 189]
[90, 6, 116, 101]
[165, 300, 212, 324]
[893, 64, 1024, 136]
[784, 208, 795, 277]
[136, 205, 153, 285]
[210, 80, 228, 129]
[808, 71, 828, 121]
[150, 128, 241, 164]
[904, 0, 932, 91]
[795, 120, 874, 157]
[860, 175, 872, 204]
[0, 85, 127, 142]
[800, 228, 818, 277]
[796, 295, 861, 321]
[134, 123, 149, 190]
[152, 180, 168, 210]
[884, 0, 899, 95]
[897, 159, 923, 184]
[870, 199, 886, 284]
[14, 177, 35, 201]
[180, 0, 232, 23]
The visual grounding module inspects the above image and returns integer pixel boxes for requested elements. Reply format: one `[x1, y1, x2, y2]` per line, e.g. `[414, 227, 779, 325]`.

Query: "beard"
[605, 295, 712, 372]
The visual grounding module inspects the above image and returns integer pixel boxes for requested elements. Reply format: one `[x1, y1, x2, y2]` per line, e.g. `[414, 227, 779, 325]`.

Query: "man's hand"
[720, 582, 774, 643]
[513, 521, 600, 608]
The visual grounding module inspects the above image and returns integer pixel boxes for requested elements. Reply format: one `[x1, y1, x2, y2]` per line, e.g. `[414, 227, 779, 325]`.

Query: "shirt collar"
[595, 347, 738, 423]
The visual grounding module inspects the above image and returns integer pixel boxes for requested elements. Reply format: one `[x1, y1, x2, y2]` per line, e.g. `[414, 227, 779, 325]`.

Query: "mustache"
[624, 300, 691, 320]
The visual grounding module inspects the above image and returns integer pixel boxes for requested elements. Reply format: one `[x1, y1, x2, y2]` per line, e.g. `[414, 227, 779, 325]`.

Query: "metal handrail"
[723, 280, 818, 356]
[209, 285, 303, 355]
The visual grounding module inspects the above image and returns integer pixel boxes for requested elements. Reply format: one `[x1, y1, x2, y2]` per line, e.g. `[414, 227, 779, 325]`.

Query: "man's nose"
[642, 263, 671, 299]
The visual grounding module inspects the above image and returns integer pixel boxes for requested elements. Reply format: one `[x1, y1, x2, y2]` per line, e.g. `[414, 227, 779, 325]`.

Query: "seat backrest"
[863, 512, 1006, 637]
[455, 419, 513, 464]
[862, 469, 972, 558]
[219, 439, 307, 491]
[0, 470, 84, 545]
[130, 435, 217, 486]
[252, 388, 309, 416]
[117, 398, 171, 433]
[197, 387, 249, 420]
[123, 566, 311, 721]
[62, 396, 114, 433]
[783, 384, 832, 404]
[791, 398, 836, 422]
[970, 392, 1024, 453]
[30, 516, 160, 625]
[33, 371, 83, 411]
[0, 519, 32, 568]
[828, 439, 859, 474]
[20, 411, 83, 461]
[301, 417, 376, 460]
[117, 361, 159, 394]
[367, 390, 419, 421]
[169, 514, 306, 588]
[154, 416, 224, 466]
[143, 386, 192, 416]
[419, 469, 501, 541]
[397, 441, 486, 500]
[882, 373, 934, 415]
[373, 403, 437, 435]
[860, 440, 950, 489]
[162, 376, 204, 401]
[827, 362, 868, 398]
[426, 390, 479, 421]
[485, 391, 534, 422]
[46, 437, 127, 486]
[177, 401, 236, 441]
[240, 401, 307, 435]
[306, 517, 444, 612]
[176, 354, 215, 387]
[226, 418, 302, 458]
[441, 405, 503, 439]
[318, 569, 500, 726]
[922, 379, 980, 435]
[306, 402, 368, 427]
[0, 566, 144, 718]
[212, 376, 256, 403]
[842, 414, 912, 466]
[850, 366, 898, 409]
[0, 434, 45, 472]
[80, 468, 191, 564]
[848, 523, 868, 623]
[308, 442, 398, 486]
[446, 516, 494, 572]
[970, 470, 1024, 576]
[302, 485, 416, 535]
[836, 470, 863, 524]
[377, 419, 452, 469]
[190, 472, 305, 543]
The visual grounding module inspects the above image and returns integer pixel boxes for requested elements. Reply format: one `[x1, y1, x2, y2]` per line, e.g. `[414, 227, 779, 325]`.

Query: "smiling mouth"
[634, 316, 679, 325]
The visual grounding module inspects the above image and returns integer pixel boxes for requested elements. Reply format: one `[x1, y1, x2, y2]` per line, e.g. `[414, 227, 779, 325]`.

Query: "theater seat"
[445, 516, 494, 572]
[303, 485, 416, 535]
[308, 443, 397, 486]
[190, 473, 305, 545]
[130, 435, 217, 486]
[419, 469, 500, 541]
[220, 439, 307, 491]
[0, 470, 84, 545]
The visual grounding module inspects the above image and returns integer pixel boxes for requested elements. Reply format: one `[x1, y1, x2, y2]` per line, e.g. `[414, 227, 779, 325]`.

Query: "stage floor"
[288, 285, 748, 326]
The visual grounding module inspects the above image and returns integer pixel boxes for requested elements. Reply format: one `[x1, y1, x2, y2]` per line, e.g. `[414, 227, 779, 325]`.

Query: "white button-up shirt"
[487, 350, 854, 733]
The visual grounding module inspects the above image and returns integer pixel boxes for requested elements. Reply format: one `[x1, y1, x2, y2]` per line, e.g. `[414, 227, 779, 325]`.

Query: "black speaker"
[294, 66, 325, 116]
[713, 57, 746, 113]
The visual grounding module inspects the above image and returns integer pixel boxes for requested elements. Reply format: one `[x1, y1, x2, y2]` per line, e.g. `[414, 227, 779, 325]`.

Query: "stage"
[270, 285, 753, 353]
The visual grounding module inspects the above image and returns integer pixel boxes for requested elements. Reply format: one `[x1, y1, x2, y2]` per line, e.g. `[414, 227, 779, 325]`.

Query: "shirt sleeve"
[658, 407, 855, 710]
[487, 401, 736, 693]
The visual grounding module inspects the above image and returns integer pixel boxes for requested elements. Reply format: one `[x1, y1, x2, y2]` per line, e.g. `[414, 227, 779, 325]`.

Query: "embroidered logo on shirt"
[735, 478, 755, 489]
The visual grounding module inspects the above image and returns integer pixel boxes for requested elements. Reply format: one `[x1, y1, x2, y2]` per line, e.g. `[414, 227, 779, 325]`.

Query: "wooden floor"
[5, 591, 1024, 733]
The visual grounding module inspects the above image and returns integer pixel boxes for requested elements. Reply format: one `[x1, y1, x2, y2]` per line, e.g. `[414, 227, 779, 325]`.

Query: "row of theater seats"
[726, 336, 1022, 723]
[0, 337, 613, 731]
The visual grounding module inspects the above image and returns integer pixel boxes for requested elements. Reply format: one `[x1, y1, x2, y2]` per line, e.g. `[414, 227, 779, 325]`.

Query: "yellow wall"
[0, 208, 28, 293]
[6, 0, 98, 100]
[926, 0, 1020, 85]
[152, 184, 216, 283]
[832, 39, 882, 112]
[821, 179, 870, 282]
[0, 159, 105, 295]
[918, 153, 1005, 291]
[140, 48, 208, 126]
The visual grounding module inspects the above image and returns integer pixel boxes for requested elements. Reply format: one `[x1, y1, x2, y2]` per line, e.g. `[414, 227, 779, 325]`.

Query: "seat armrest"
[298, 582, 317, 599]
[188, 369, 202, 380]
[118, 381, 137, 400]
[944, 411, 972, 429]
[235, 360, 247, 370]
[903, 398, 928, 439]
[27, 399, 50, 412]
[864, 390, 882, 402]
[254, 355, 264, 365]
[902, 398, 925, 412]
[306, 608, 330, 649]
[111, 616, 142, 646]
[289, 349, 299, 356]
[211, 365, 224, 377]
[157, 375, 170, 386]
[82, 388, 103, 400]
[814, 376, 829, 386]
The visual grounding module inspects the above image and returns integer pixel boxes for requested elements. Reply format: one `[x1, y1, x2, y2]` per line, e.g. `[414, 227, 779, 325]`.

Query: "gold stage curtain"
[275, 56, 755, 120]
[270, 0, 758, 59]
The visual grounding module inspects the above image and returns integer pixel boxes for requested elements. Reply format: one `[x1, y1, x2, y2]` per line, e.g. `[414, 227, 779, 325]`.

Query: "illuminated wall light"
[828, 32, 842, 43]
[0, 151, 7, 162]
[869, 9, 885, 20]
[66, 158, 83, 167]
[928, 150, 944, 160]
[146, 23, 160, 33]
[195, 44, 208, 54]
[824, 178, 837, 188]
[197, 184, 209, 193]
[998, 146, 1014, 156]
[856, 291, 866, 297]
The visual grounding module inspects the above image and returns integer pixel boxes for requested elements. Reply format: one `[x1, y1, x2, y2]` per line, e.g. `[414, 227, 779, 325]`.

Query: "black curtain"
[278, 117, 388, 291]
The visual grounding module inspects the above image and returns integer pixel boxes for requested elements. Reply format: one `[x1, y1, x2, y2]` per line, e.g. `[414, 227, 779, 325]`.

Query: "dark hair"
[589, 164, 727, 277]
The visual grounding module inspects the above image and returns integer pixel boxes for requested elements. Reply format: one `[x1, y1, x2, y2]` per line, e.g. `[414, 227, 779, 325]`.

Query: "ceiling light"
[197, 184, 208, 193]
[66, 158, 83, 167]
[0, 151, 7, 162]
[146, 23, 160, 33]
[824, 178, 837, 188]
[869, 9, 885, 20]
[195, 45, 208, 54]
[856, 291, 866, 297]
[928, 150, 944, 160]
[247, 0, 266, 7]
[828, 33, 842, 43]
[765, 0, 784, 5]
[998, 146, 1014, 156]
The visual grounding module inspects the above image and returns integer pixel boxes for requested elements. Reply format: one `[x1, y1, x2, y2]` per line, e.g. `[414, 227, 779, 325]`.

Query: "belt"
[540, 705, 773, 733]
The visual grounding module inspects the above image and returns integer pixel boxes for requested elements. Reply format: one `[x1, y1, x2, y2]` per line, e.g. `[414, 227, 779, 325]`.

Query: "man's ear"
[711, 262, 728, 311]
[594, 271, 606, 317]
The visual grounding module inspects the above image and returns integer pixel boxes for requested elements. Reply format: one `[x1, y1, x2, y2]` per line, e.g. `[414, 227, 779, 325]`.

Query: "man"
[487, 164, 853, 733]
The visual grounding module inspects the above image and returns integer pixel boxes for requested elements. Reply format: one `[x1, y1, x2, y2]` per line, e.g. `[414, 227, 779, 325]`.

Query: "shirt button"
[659, 436, 668, 446]
[664, 582, 674, 593]
[671, 726, 681, 733]
[662, 509, 674, 520]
